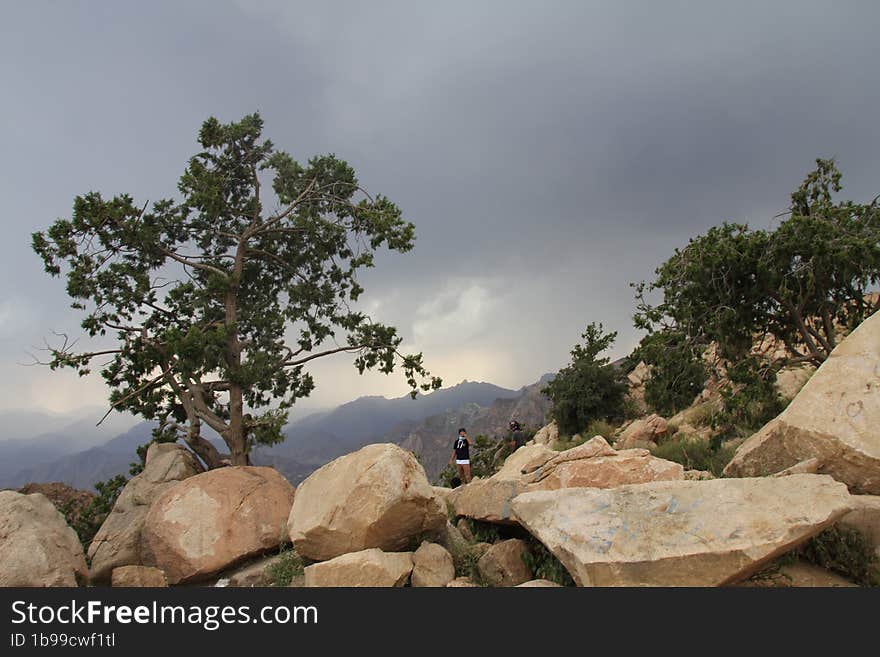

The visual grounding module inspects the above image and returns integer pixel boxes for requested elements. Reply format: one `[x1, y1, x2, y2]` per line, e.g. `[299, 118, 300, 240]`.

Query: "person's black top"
[454, 437, 470, 460]
[511, 429, 526, 448]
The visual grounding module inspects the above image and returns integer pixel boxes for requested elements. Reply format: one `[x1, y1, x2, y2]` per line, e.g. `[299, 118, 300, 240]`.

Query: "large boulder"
[303, 548, 413, 587]
[0, 491, 88, 586]
[532, 420, 559, 446]
[88, 443, 203, 582]
[411, 541, 455, 587]
[528, 449, 684, 490]
[449, 477, 527, 524]
[142, 466, 294, 584]
[511, 475, 852, 586]
[288, 444, 445, 561]
[494, 443, 555, 481]
[477, 538, 533, 586]
[615, 414, 668, 450]
[724, 312, 880, 493]
[111, 565, 167, 587]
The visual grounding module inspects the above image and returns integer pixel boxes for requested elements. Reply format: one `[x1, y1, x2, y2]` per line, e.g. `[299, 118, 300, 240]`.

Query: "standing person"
[508, 420, 526, 452]
[450, 428, 473, 484]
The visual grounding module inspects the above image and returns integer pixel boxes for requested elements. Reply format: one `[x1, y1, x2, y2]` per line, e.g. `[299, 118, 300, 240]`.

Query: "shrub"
[651, 436, 736, 476]
[800, 526, 879, 587]
[633, 330, 708, 416]
[266, 543, 305, 587]
[585, 418, 616, 440]
[542, 322, 628, 436]
[520, 537, 575, 586]
[62, 474, 128, 553]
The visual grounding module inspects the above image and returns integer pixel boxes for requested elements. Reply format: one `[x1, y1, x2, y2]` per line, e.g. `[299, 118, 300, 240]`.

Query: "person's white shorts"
[456, 459, 470, 465]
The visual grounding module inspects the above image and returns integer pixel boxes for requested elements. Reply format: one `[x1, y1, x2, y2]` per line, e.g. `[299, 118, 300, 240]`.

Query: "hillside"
[392, 375, 554, 482]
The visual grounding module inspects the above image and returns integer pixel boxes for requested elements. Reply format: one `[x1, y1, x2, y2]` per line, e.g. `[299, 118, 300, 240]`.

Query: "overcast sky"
[1, 1, 878, 420]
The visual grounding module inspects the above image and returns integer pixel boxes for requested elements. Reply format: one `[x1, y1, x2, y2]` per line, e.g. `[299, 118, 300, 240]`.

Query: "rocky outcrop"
[510, 475, 852, 586]
[724, 311, 880, 493]
[0, 490, 87, 586]
[88, 443, 203, 582]
[532, 420, 559, 446]
[288, 444, 445, 561]
[528, 449, 684, 490]
[451, 437, 684, 524]
[449, 477, 527, 524]
[494, 443, 555, 480]
[303, 548, 414, 587]
[111, 565, 167, 587]
[477, 539, 533, 586]
[615, 414, 668, 450]
[142, 466, 294, 585]
[411, 541, 455, 587]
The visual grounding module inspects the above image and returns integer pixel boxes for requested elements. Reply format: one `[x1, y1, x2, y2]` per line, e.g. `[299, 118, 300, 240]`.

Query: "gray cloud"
[1, 0, 878, 413]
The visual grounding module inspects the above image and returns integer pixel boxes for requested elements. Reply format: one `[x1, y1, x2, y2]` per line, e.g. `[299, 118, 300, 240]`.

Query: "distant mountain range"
[0, 377, 554, 490]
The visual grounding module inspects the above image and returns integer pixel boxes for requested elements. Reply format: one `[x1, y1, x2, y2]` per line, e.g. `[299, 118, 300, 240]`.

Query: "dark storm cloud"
[1, 1, 878, 412]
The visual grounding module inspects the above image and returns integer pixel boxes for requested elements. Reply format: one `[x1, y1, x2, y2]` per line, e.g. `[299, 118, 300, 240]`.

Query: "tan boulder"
[142, 466, 294, 584]
[449, 477, 527, 524]
[627, 361, 652, 387]
[532, 420, 559, 446]
[447, 576, 479, 587]
[516, 579, 562, 587]
[0, 491, 87, 587]
[511, 475, 853, 587]
[724, 311, 880, 493]
[288, 444, 445, 561]
[432, 486, 454, 512]
[775, 364, 816, 401]
[529, 450, 684, 491]
[303, 548, 413, 587]
[88, 443, 203, 582]
[411, 541, 455, 587]
[494, 443, 555, 481]
[616, 414, 668, 449]
[477, 538, 533, 586]
[456, 518, 475, 542]
[111, 565, 167, 587]
[523, 436, 616, 479]
[435, 521, 471, 566]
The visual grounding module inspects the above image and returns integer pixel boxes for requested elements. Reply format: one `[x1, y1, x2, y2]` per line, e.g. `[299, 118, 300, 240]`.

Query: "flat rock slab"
[511, 474, 852, 587]
[303, 548, 413, 587]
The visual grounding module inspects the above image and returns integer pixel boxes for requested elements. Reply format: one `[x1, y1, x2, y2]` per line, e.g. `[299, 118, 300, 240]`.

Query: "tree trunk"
[184, 431, 225, 470]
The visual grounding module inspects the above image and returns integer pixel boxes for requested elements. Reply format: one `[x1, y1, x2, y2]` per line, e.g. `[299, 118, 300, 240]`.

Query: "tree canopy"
[32, 113, 441, 467]
[541, 322, 627, 436]
[634, 158, 880, 368]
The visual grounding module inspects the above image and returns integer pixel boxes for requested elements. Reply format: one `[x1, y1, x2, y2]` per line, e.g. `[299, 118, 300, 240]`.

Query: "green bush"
[520, 537, 575, 586]
[801, 526, 879, 586]
[62, 474, 128, 554]
[542, 322, 628, 436]
[651, 436, 736, 476]
[633, 330, 708, 416]
[266, 543, 305, 587]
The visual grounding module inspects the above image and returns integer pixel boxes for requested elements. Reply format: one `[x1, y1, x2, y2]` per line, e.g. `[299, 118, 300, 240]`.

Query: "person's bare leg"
[462, 463, 472, 483]
[456, 464, 466, 484]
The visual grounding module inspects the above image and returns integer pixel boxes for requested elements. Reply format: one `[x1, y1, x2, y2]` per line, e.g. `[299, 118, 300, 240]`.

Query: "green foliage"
[651, 436, 736, 476]
[520, 537, 575, 587]
[634, 159, 880, 370]
[711, 357, 786, 439]
[265, 543, 305, 587]
[633, 330, 707, 416]
[462, 518, 503, 544]
[62, 474, 128, 554]
[542, 322, 628, 436]
[32, 113, 441, 467]
[585, 418, 616, 440]
[801, 526, 879, 587]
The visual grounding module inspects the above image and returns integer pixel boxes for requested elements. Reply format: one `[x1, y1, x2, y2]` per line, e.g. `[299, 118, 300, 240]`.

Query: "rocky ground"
[3, 312, 880, 587]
